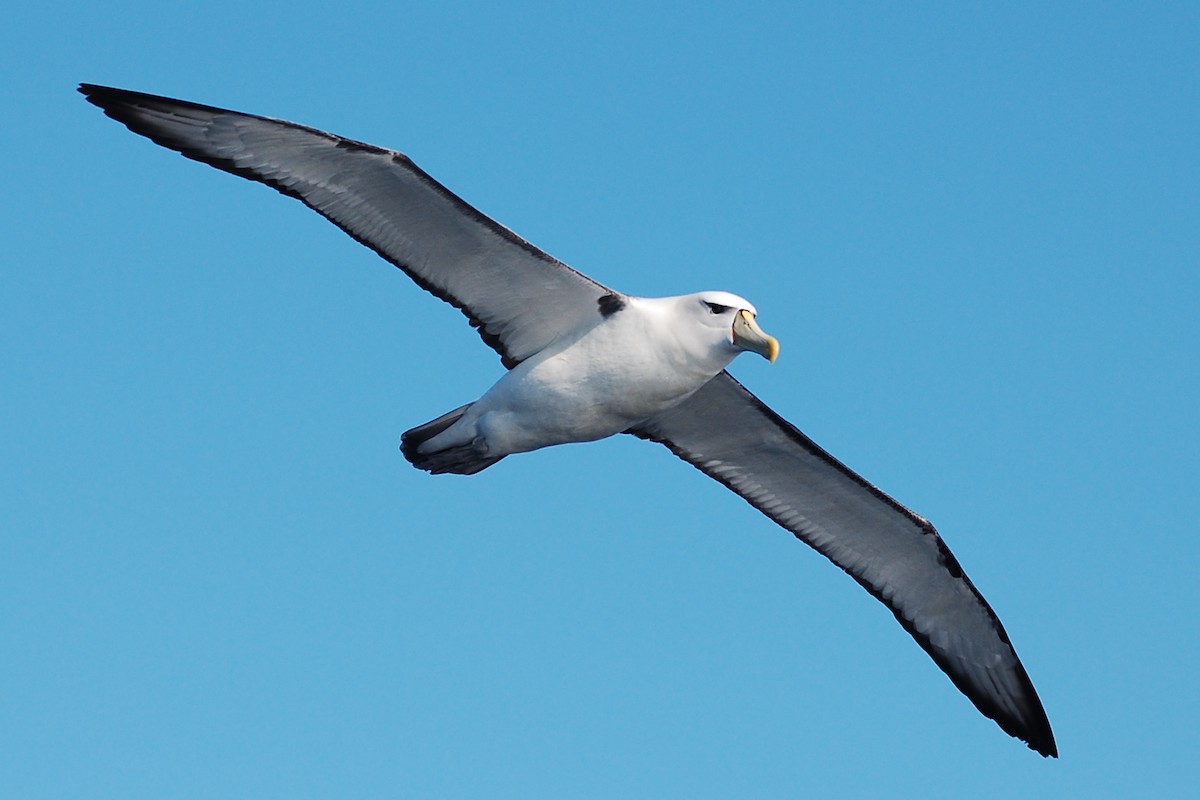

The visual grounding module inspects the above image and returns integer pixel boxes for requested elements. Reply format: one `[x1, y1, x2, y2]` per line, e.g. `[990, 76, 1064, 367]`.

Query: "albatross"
[79, 83, 1057, 757]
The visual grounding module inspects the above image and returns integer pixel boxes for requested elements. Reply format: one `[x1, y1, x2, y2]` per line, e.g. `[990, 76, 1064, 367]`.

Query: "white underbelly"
[473, 342, 711, 453]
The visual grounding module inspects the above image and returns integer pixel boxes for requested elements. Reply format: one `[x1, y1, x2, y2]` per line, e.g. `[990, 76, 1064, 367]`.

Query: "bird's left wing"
[79, 84, 611, 367]
[629, 372, 1057, 757]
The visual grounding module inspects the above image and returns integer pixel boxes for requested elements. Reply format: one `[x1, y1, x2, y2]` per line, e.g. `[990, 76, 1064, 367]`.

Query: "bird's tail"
[400, 403, 504, 475]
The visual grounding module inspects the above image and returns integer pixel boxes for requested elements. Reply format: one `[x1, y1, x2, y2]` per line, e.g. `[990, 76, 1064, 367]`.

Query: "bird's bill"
[732, 309, 779, 363]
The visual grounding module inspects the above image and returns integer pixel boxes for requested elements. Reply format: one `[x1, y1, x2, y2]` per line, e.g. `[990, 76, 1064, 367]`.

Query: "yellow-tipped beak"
[732, 309, 779, 363]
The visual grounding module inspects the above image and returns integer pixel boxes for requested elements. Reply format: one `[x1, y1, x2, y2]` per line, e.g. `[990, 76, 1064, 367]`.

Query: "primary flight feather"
[79, 83, 1056, 757]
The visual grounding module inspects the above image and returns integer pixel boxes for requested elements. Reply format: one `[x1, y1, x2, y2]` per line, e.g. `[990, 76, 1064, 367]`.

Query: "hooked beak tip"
[733, 309, 779, 363]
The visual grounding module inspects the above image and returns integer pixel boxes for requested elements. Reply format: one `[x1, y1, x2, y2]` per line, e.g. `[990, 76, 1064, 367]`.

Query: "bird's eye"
[703, 301, 731, 315]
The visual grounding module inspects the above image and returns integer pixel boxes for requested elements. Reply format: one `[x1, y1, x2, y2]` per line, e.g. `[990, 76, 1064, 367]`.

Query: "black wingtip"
[1026, 692, 1058, 758]
[78, 82, 130, 108]
[78, 83, 165, 130]
[79, 83, 154, 102]
[1026, 715, 1058, 758]
[990, 637, 1057, 758]
[78, 82, 110, 110]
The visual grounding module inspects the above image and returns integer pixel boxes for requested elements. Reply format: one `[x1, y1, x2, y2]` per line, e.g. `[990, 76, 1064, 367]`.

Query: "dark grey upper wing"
[79, 84, 611, 367]
[630, 372, 1056, 757]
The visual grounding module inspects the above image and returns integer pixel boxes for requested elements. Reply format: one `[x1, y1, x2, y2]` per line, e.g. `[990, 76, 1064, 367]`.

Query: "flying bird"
[79, 83, 1056, 757]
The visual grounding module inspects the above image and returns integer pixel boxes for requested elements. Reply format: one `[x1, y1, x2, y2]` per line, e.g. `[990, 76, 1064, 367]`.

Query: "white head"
[672, 291, 780, 365]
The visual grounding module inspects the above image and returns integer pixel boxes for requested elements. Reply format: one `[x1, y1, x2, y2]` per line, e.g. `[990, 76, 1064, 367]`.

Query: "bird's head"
[687, 291, 780, 364]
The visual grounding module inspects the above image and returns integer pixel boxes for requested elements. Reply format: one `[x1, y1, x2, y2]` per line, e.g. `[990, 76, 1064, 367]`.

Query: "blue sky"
[4, 2, 1198, 797]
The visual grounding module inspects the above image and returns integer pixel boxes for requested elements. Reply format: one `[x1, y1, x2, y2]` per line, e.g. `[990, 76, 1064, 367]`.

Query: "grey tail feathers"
[400, 403, 505, 475]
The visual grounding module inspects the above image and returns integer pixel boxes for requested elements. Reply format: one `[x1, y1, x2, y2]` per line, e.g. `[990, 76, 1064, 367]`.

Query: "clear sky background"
[4, 2, 1197, 797]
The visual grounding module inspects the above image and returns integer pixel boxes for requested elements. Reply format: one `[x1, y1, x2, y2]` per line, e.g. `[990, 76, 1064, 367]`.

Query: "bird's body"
[408, 292, 770, 472]
[80, 83, 1056, 757]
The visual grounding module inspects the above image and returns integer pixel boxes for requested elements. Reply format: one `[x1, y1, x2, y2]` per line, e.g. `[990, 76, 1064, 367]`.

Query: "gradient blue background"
[5, 2, 1197, 797]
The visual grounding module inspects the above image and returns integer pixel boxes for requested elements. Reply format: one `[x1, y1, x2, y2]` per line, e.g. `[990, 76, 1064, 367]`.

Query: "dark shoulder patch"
[598, 293, 626, 317]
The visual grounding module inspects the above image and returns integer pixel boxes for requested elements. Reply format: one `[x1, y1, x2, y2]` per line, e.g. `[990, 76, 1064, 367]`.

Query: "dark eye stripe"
[703, 301, 731, 315]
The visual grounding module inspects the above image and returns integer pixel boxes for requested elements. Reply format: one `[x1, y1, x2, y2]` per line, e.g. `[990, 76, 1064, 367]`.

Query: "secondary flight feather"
[79, 83, 1056, 757]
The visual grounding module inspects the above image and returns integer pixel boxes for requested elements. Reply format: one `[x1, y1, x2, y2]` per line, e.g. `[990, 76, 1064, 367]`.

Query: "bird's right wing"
[80, 84, 612, 367]
[630, 372, 1056, 756]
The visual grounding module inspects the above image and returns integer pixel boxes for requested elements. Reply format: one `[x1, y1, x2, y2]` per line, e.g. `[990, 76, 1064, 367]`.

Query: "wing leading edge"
[631, 372, 1057, 757]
